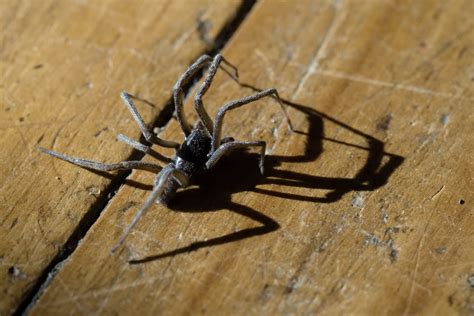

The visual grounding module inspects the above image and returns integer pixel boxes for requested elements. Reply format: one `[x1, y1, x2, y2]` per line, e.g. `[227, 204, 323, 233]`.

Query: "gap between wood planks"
[14, 1, 256, 315]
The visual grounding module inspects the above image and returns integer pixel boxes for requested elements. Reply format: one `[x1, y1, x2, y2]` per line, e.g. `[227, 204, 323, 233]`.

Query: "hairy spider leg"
[37, 147, 162, 173]
[110, 165, 188, 253]
[174, 54, 239, 136]
[206, 140, 266, 175]
[173, 55, 213, 136]
[120, 92, 179, 149]
[117, 134, 171, 163]
[193, 54, 240, 134]
[210, 88, 293, 152]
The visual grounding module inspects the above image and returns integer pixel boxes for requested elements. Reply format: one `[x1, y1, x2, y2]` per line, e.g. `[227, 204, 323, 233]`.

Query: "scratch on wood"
[404, 234, 423, 315]
[403, 211, 435, 316]
[312, 68, 470, 100]
[56, 275, 90, 314]
[255, 49, 275, 81]
[173, 29, 195, 51]
[430, 185, 445, 200]
[293, 0, 346, 97]
[38, 274, 171, 308]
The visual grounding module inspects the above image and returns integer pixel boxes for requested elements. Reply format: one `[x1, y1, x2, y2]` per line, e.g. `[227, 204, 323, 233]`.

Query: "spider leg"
[206, 140, 266, 175]
[120, 92, 179, 149]
[194, 54, 240, 134]
[174, 54, 239, 136]
[174, 55, 213, 136]
[110, 166, 188, 253]
[210, 88, 293, 152]
[38, 147, 162, 173]
[117, 134, 172, 163]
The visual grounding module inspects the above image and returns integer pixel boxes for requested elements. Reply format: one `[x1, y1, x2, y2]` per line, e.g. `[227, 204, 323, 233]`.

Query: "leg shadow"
[128, 84, 404, 263]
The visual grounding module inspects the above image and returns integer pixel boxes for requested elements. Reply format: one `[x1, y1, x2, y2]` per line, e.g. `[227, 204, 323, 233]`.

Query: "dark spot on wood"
[19, 117, 24, 122]
[284, 277, 298, 294]
[117, 201, 138, 213]
[459, 199, 465, 205]
[440, 114, 449, 126]
[385, 227, 400, 234]
[94, 127, 109, 137]
[424, 69, 434, 81]
[196, 13, 214, 49]
[389, 249, 398, 262]
[33, 64, 43, 69]
[457, 46, 467, 59]
[259, 283, 272, 301]
[8, 266, 20, 277]
[435, 247, 447, 254]
[376, 113, 392, 132]
[36, 134, 45, 145]
[364, 234, 381, 246]
[448, 294, 454, 306]
[468, 275, 474, 288]
[10, 218, 18, 230]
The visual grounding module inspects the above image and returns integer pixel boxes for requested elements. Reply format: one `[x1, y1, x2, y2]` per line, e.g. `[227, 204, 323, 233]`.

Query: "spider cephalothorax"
[39, 54, 293, 252]
[159, 122, 212, 203]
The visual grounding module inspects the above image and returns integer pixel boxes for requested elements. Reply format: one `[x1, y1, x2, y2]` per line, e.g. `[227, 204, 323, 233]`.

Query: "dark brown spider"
[39, 54, 293, 252]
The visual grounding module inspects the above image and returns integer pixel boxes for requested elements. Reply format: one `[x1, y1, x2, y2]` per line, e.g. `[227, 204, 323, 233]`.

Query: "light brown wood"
[0, 0, 244, 314]
[4, 0, 474, 315]
[29, 0, 474, 314]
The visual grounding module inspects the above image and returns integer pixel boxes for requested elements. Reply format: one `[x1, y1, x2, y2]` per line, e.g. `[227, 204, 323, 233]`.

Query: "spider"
[39, 54, 293, 252]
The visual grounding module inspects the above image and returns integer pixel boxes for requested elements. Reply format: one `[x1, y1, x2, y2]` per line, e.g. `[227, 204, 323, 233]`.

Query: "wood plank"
[0, 0, 244, 314]
[29, 0, 474, 314]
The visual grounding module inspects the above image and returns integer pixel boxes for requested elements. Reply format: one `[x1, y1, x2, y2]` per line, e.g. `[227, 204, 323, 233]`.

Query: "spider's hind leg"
[206, 140, 266, 175]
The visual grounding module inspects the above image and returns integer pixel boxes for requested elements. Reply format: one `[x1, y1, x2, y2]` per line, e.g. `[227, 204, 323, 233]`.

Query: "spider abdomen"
[158, 176, 181, 205]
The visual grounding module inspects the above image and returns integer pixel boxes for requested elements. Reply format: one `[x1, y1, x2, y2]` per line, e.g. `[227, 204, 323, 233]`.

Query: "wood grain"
[0, 0, 244, 314]
[5, 0, 474, 315]
[30, 0, 474, 314]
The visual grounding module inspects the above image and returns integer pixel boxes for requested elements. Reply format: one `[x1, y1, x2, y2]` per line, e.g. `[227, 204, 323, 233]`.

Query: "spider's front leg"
[120, 92, 179, 149]
[117, 134, 171, 163]
[193, 54, 239, 134]
[173, 55, 213, 136]
[174, 54, 239, 136]
[111, 165, 189, 253]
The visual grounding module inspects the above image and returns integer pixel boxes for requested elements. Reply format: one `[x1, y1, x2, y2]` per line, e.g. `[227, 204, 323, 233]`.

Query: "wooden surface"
[2, 0, 473, 315]
[0, 0, 244, 314]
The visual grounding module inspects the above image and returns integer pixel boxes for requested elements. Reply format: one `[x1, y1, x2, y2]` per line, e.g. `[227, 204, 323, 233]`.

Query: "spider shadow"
[129, 93, 404, 264]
